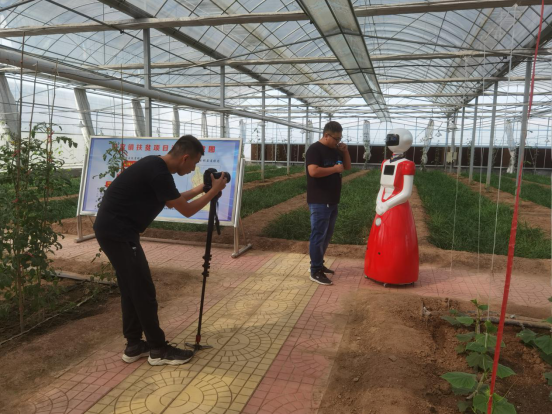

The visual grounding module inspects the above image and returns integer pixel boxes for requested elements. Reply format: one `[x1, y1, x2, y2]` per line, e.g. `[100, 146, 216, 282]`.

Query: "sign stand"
[75, 137, 252, 258]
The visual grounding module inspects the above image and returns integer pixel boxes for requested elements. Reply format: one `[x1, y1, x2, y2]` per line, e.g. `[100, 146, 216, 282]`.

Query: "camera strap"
[214, 199, 221, 235]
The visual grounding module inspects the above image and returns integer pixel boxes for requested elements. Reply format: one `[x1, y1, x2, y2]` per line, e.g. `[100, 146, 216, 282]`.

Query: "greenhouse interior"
[1, 1, 552, 413]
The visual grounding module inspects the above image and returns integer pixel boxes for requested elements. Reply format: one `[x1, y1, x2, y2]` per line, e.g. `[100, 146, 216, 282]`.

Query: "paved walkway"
[18, 236, 552, 414]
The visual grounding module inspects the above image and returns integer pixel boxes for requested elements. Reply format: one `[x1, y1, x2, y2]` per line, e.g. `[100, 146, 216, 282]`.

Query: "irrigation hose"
[488, 1, 546, 412]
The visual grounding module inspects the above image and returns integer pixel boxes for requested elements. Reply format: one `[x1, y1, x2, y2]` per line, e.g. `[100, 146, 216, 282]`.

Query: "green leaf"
[475, 333, 503, 350]
[473, 393, 488, 413]
[457, 316, 475, 326]
[457, 400, 472, 412]
[517, 329, 537, 345]
[473, 393, 517, 414]
[544, 316, 552, 324]
[457, 332, 476, 342]
[535, 335, 552, 355]
[478, 304, 489, 311]
[484, 320, 497, 334]
[496, 364, 515, 379]
[450, 309, 459, 315]
[466, 352, 494, 371]
[442, 315, 462, 326]
[466, 342, 488, 354]
[544, 372, 552, 385]
[471, 299, 479, 306]
[455, 344, 466, 354]
[540, 350, 552, 366]
[548, 297, 552, 303]
[441, 372, 477, 391]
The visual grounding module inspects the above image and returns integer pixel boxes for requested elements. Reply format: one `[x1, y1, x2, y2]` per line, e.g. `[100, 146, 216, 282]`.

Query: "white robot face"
[386, 128, 413, 154]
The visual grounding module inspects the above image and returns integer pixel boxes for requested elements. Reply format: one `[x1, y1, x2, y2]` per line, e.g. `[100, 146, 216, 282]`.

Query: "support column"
[0, 73, 20, 139]
[287, 97, 291, 175]
[319, 111, 322, 132]
[143, 29, 152, 136]
[131, 99, 146, 137]
[486, 82, 499, 188]
[261, 85, 266, 181]
[74, 88, 95, 146]
[468, 96, 479, 183]
[172, 106, 180, 138]
[516, 59, 533, 189]
[456, 106, 466, 175]
[201, 111, 208, 137]
[449, 112, 457, 173]
[305, 105, 310, 151]
[443, 117, 449, 168]
[239, 119, 246, 158]
[220, 65, 225, 137]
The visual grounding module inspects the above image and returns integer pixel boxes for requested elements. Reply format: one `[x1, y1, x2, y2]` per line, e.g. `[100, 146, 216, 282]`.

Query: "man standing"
[306, 121, 351, 285]
[94, 135, 227, 366]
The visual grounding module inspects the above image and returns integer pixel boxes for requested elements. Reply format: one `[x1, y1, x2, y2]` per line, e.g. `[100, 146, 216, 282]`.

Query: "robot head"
[386, 128, 413, 154]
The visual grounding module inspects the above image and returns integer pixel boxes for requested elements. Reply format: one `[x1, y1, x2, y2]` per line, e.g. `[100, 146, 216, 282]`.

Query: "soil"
[4, 171, 551, 413]
[319, 291, 552, 414]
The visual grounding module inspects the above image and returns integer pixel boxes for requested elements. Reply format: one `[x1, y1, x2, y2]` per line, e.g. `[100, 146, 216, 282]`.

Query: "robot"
[364, 128, 419, 285]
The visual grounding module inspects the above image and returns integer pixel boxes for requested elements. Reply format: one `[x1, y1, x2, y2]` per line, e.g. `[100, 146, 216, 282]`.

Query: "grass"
[464, 172, 551, 209]
[262, 170, 380, 245]
[417, 171, 550, 259]
[244, 165, 304, 183]
[505, 171, 552, 186]
[49, 197, 79, 220]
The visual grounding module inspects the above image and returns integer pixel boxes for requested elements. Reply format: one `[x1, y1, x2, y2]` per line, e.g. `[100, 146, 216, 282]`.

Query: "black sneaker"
[310, 270, 333, 286]
[322, 265, 335, 274]
[148, 343, 194, 366]
[122, 340, 150, 363]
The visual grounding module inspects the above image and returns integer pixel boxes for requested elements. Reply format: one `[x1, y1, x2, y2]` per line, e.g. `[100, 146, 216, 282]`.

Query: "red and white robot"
[364, 128, 419, 285]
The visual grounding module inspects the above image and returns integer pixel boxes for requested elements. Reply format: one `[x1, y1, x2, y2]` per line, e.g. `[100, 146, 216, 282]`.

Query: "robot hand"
[376, 203, 388, 216]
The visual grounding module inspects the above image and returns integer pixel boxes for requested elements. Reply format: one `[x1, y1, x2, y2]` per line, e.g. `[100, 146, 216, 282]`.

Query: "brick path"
[17, 236, 552, 414]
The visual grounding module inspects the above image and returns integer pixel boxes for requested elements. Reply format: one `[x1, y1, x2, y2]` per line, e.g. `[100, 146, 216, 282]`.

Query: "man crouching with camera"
[94, 135, 227, 366]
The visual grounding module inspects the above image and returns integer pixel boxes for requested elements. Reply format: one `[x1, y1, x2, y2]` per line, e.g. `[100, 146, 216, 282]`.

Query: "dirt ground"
[319, 291, 552, 414]
[3, 171, 551, 413]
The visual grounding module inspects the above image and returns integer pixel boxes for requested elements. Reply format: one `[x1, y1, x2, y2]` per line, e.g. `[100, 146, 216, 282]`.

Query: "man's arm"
[308, 164, 342, 178]
[166, 174, 227, 218]
[179, 184, 204, 201]
[338, 143, 352, 170]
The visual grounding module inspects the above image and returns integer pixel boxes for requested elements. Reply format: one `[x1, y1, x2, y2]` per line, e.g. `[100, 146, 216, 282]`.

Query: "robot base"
[364, 274, 416, 287]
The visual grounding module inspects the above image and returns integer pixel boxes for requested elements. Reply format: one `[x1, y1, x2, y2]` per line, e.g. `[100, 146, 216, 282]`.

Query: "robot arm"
[376, 175, 414, 215]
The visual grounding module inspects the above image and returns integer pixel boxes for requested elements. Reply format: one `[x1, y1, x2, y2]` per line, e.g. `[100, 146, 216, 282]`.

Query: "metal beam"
[220, 65, 225, 137]
[95, 0, 308, 109]
[2, 1, 550, 37]
[143, 28, 152, 136]
[457, 106, 466, 173]
[0, 46, 321, 132]
[296, 0, 389, 120]
[225, 91, 550, 99]
[485, 82, 499, 187]
[516, 59, 533, 188]
[88, 48, 552, 71]
[152, 76, 551, 88]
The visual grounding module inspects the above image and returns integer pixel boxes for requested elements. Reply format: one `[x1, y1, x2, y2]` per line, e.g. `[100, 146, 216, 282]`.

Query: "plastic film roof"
[0, 0, 551, 119]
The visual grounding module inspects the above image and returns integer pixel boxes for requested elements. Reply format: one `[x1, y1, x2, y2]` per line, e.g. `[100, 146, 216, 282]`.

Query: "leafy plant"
[441, 299, 516, 413]
[0, 123, 77, 332]
[93, 140, 128, 207]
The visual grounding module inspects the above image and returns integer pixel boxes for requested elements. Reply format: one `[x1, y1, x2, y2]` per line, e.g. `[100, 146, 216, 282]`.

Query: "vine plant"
[516, 296, 552, 402]
[0, 123, 77, 332]
[441, 299, 517, 413]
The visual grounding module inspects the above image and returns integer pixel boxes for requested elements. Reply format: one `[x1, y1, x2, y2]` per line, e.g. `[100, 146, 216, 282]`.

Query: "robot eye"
[386, 134, 400, 146]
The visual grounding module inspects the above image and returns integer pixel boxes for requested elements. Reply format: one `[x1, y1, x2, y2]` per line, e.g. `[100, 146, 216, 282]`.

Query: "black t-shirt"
[93, 155, 181, 240]
[305, 141, 342, 205]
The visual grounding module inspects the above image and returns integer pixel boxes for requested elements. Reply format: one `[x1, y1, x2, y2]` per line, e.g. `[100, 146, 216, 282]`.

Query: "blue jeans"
[309, 203, 339, 275]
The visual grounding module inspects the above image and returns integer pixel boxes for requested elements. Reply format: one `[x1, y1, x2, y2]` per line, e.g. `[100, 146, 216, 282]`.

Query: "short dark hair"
[169, 135, 204, 157]
[323, 121, 343, 135]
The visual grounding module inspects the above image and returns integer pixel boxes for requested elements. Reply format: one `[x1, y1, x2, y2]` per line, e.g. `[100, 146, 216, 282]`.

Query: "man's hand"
[334, 163, 345, 174]
[337, 142, 348, 153]
[211, 173, 228, 193]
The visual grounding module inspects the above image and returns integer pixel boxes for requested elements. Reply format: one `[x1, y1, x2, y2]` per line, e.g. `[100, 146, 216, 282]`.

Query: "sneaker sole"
[147, 355, 193, 366]
[309, 275, 332, 285]
[122, 351, 149, 363]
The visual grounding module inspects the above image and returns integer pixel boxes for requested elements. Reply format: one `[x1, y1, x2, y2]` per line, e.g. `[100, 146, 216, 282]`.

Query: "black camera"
[203, 168, 231, 192]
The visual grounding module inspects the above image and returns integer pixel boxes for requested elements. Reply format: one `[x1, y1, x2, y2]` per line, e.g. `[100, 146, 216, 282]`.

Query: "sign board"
[78, 137, 242, 226]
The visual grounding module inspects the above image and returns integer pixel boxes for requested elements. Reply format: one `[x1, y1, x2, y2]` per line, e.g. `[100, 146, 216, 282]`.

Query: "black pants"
[96, 236, 166, 348]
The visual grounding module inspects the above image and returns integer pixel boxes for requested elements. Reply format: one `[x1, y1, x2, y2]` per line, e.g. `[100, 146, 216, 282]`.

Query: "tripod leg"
[186, 197, 218, 352]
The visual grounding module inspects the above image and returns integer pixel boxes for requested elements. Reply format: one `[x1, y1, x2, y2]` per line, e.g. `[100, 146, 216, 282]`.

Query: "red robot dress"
[364, 156, 419, 285]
